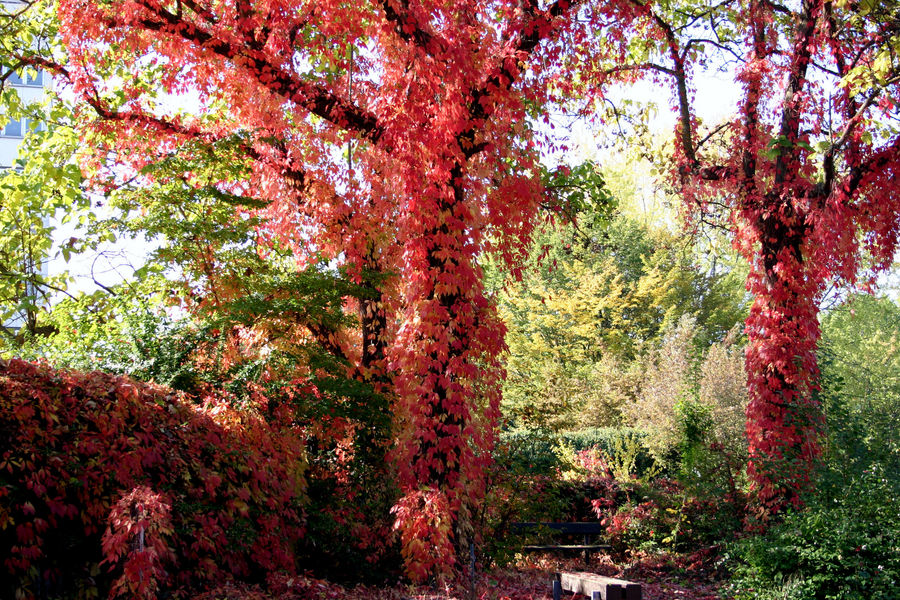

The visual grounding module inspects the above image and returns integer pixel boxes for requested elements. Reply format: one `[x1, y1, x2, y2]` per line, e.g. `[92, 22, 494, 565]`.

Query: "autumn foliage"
[4, 0, 898, 580]
[0, 359, 306, 599]
[46, 0, 587, 577]
[101, 486, 175, 599]
[390, 488, 455, 583]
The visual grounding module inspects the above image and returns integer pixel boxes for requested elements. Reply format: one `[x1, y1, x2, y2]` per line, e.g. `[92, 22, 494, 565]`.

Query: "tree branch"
[381, 0, 448, 56]
[696, 122, 731, 152]
[684, 37, 745, 63]
[30, 56, 315, 197]
[459, 0, 582, 159]
[773, 0, 819, 186]
[122, 0, 384, 143]
[761, 0, 792, 15]
[627, 0, 696, 164]
[599, 62, 677, 77]
[822, 87, 883, 194]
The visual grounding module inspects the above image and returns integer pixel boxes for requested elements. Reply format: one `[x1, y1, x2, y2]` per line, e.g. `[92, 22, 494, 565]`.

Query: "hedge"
[0, 359, 307, 599]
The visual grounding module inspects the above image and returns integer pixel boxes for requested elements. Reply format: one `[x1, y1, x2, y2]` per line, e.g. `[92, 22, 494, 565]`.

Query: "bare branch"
[761, 0, 792, 15]
[684, 38, 745, 63]
[696, 122, 731, 151]
[599, 62, 677, 77]
[624, 0, 696, 163]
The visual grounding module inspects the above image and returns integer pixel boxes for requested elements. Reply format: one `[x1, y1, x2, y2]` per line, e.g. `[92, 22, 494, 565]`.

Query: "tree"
[579, 0, 900, 513]
[819, 293, 900, 473]
[29, 0, 613, 579]
[0, 121, 89, 345]
[499, 206, 747, 431]
[0, 1, 88, 348]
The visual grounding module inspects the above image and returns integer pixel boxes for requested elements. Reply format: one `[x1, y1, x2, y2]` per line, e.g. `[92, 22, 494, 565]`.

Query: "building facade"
[1, 68, 45, 168]
[1, 62, 48, 339]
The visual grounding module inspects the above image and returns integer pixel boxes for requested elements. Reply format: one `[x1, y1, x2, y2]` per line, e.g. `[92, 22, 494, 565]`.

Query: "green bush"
[497, 427, 656, 476]
[496, 429, 560, 474]
[728, 466, 900, 600]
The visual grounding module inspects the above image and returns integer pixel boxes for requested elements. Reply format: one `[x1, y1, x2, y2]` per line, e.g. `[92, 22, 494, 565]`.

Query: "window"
[4, 71, 23, 85]
[0, 117, 47, 137]
[2, 68, 42, 87]
[2, 118, 22, 137]
[24, 119, 45, 133]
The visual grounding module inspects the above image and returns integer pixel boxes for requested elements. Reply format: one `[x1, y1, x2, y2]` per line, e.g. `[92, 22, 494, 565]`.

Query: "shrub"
[298, 431, 400, 583]
[0, 359, 307, 599]
[495, 429, 561, 474]
[584, 403, 745, 555]
[101, 486, 176, 599]
[676, 396, 745, 514]
[592, 475, 742, 554]
[623, 315, 697, 466]
[728, 466, 900, 600]
[497, 427, 656, 477]
[698, 330, 748, 463]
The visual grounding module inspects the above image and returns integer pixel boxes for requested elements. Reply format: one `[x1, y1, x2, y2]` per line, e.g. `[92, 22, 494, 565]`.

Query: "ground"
[207, 550, 729, 599]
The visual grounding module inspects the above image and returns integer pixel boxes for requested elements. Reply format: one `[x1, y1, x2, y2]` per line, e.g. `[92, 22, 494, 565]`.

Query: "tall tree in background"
[499, 205, 748, 431]
[819, 294, 900, 473]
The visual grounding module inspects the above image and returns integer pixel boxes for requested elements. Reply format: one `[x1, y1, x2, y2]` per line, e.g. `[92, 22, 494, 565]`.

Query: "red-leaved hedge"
[0, 359, 307, 599]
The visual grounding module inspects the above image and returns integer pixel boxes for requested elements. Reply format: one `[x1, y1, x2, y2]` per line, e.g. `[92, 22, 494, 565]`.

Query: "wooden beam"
[556, 572, 642, 600]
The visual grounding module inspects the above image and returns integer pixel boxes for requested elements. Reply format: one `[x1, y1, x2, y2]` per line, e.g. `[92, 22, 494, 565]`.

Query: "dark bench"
[509, 522, 611, 564]
[552, 571, 641, 600]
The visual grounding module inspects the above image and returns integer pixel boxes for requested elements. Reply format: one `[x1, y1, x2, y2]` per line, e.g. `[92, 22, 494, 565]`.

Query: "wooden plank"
[560, 572, 622, 600]
[558, 572, 641, 600]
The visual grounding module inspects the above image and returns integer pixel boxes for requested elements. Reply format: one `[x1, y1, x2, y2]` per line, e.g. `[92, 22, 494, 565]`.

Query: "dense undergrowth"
[727, 467, 899, 600]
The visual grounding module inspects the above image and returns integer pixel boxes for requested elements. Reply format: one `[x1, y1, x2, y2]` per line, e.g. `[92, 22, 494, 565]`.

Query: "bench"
[509, 522, 611, 564]
[552, 571, 641, 600]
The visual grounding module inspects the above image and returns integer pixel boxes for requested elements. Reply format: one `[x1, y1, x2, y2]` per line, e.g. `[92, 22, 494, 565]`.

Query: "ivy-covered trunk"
[743, 204, 823, 514]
